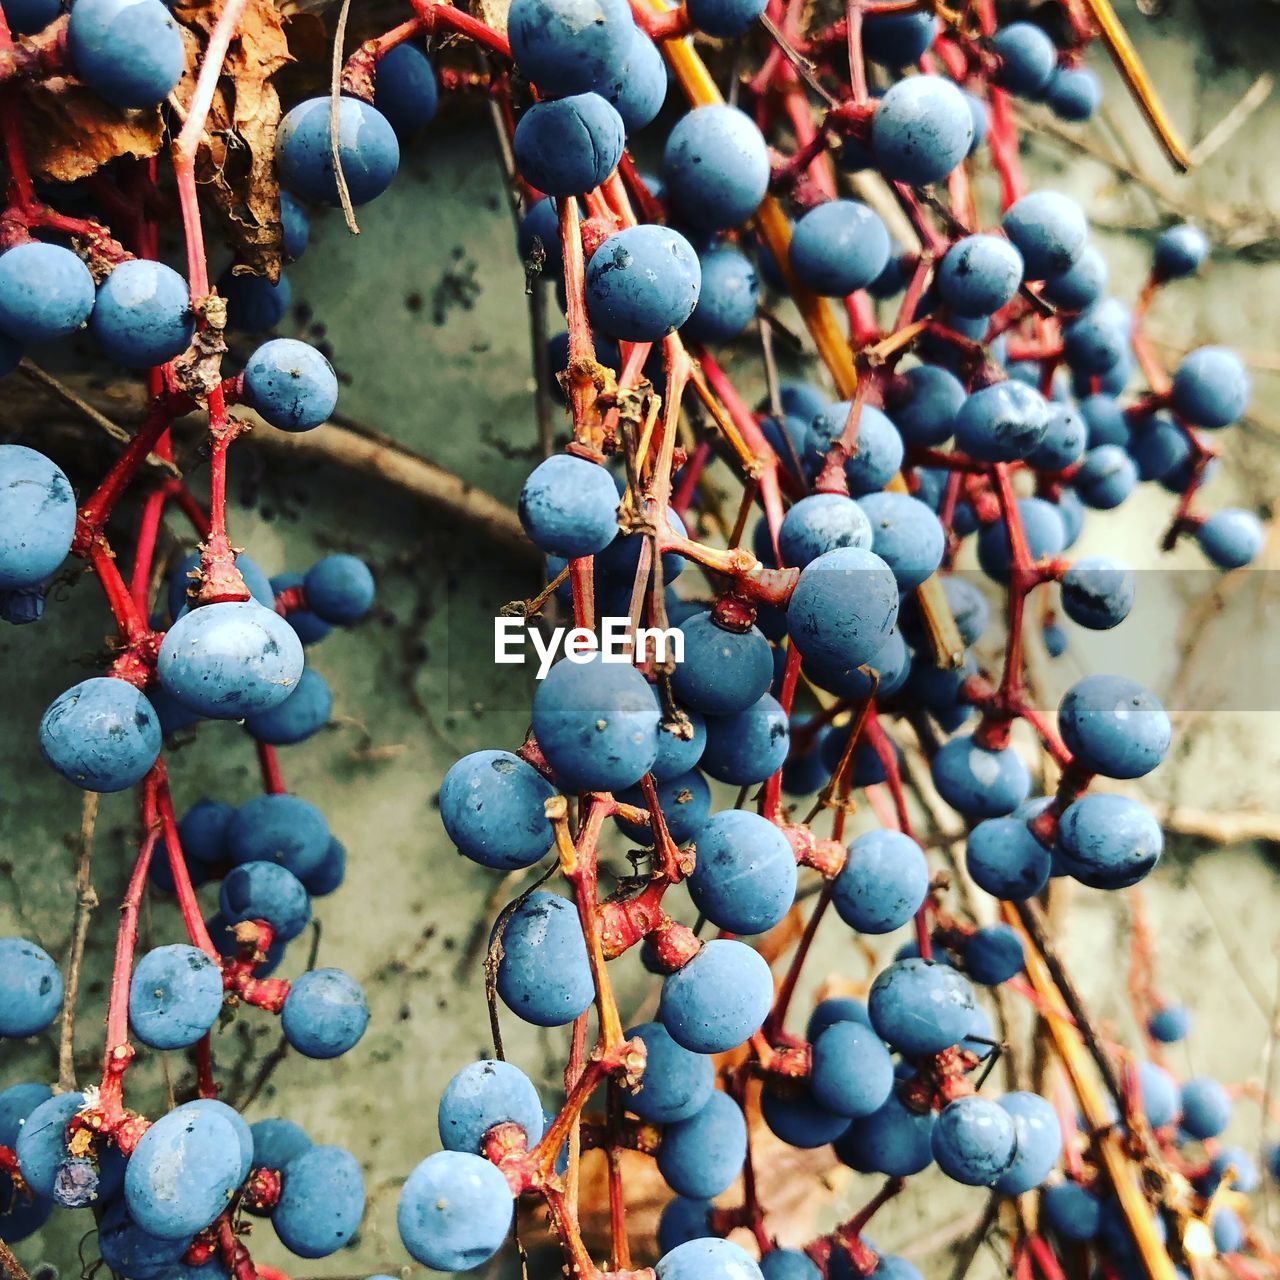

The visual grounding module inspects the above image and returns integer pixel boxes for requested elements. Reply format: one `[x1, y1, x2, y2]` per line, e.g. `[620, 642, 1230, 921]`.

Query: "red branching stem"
[256, 742, 288, 796]
[98, 774, 162, 1120]
[156, 773, 219, 958]
[406, 0, 512, 58]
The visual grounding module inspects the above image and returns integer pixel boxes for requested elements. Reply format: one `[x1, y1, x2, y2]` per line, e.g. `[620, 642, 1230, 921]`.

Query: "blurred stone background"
[2, 1, 1280, 1276]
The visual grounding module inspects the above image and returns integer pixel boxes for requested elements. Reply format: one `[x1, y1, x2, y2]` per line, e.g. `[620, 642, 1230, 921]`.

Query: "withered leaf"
[172, 0, 294, 282]
[19, 78, 164, 183]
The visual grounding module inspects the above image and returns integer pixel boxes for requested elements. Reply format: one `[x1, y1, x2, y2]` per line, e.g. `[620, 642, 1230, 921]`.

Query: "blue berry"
[836, 1088, 935, 1175]
[663, 106, 770, 231]
[761, 1086, 851, 1148]
[992, 22, 1058, 97]
[281, 968, 368, 1058]
[226, 792, 329, 881]
[598, 29, 666, 132]
[809, 403, 902, 495]
[965, 817, 1052, 900]
[780, 493, 872, 568]
[1154, 223, 1209, 280]
[1002, 191, 1087, 279]
[1057, 794, 1162, 889]
[787, 545, 899, 670]
[0, 1082, 52, 1153]
[2, 0, 61, 34]
[932, 1096, 1017, 1185]
[67, 0, 183, 108]
[700, 692, 790, 786]
[888, 365, 965, 446]
[856, 492, 945, 589]
[659, 938, 773, 1053]
[519, 454, 620, 557]
[681, 245, 759, 344]
[685, 0, 766, 35]
[244, 667, 331, 745]
[276, 97, 400, 206]
[0, 242, 95, 343]
[617, 768, 711, 844]
[220, 267, 292, 333]
[931, 735, 1030, 818]
[687, 808, 797, 933]
[651, 709, 708, 779]
[95, 1199, 189, 1279]
[1213, 1207, 1245, 1254]
[249, 1117, 311, 1171]
[1196, 508, 1263, 570]
[374, 43, 438, 135]
[507, 0, 634, 96]
[219, 861, 311, 941]
[1079, 394, 1129, 448]
[1074, 444, 1138, 510]
[869, 958, 977, 1056]
[996, 1091, 1062, 1193]
[440, 749, 556, 869]
[807, 996, 872, 1041]
[1137, 1062, 1180, 1130]
[129, 944, 223, 1050]
[90, 259, 193, 368]
[438, 1059, 544, 1154]
[1179, 1077, 1231, 1139]
[657, 1091, 747, 1197]
[303, 554, 374, 624]
[273, 1144, 365, 1258]
[1028, 404, 1087, 470]
[976, 498, 1066, 584]
[870, 76, 974, 186]
[811, 1021, 894, 1117]
[762, 1250, 822, 1280]
[124, 1104, 245, 1238]
[496, 890, 593, 1026]
[1043, 1181, 1101, 1241]
[1060, 555, 1133, 629]
[158, 600, 304, 719]
[1041, 244, 1107, 312]
[1063, 301, 1128, 375]
[585, 225, 701, 340]
[301, 836, 346, 897]
[514, 93, 625, 196]
[624, 1021, 715, 1123]
[39, 676, 162, 792]
[1147, 1003, 1190, 1043]
[671, 613, 774, 715]
[243, 338, 338, 431]
[280, 191, 310, 260]
[658, 1238, 764, 1280]
[963, 923, 1024, 985]
[789, 200, 891, 297]
[1203, 1143, 1260, 1194]
[658, 1197, 716, 1252]
[532, 653, 659, 791]
[0, 938, 61, 1039]
[863, 6, 938, 65]
[1171, 345, 1250, 428]
[954, 380, 1050, 461]
[1046, 65, 1101, 120]
[833, 829, 928, 934]
[1058, 674, 1169, 779]
[937, 235, 1024, 318]
[398, 1150, 513, 1270]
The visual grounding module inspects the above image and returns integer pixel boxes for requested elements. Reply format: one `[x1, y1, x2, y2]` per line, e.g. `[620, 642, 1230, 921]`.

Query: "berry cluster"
[0, 0, 1270, 1278]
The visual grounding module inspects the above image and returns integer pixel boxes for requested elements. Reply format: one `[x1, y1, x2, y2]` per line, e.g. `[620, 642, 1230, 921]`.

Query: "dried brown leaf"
[172, 0, 294, 281]
[19, 78, 164, 183]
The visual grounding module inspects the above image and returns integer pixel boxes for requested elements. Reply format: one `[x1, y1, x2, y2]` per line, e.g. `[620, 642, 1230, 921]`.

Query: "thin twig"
[16, 359, 178, 472]
[58, 792, 99, 1093]
[0, 1239, 33, 1280]
[1188, 73, 1274, 167]
[329, 0, 359, 234]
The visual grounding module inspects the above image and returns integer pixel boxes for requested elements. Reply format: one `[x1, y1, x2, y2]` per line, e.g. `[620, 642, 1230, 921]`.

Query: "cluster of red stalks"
[0, 0, 1249, 1276]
